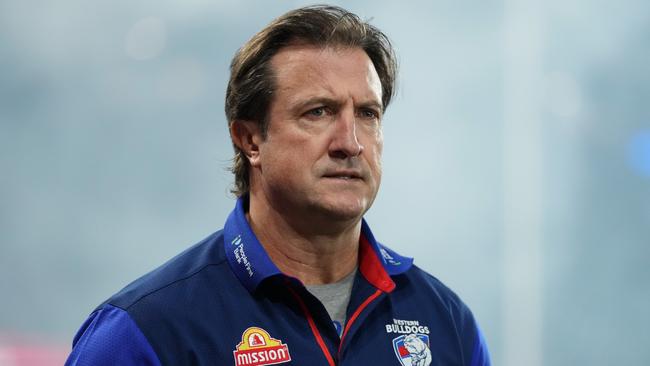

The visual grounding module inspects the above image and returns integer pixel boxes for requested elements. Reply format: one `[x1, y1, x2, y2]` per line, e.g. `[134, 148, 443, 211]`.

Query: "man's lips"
[322, 170, 363, 180]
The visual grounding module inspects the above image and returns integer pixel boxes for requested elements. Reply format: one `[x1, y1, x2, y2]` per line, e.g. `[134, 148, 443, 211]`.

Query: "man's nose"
[328, 107, 364, 159]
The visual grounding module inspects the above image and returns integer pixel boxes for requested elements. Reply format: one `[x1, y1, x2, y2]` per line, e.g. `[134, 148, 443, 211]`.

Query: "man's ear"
[230, 120, 263, 167]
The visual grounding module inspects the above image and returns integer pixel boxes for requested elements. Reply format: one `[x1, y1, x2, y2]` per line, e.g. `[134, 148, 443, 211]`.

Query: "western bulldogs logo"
[392, 333, 432, 366]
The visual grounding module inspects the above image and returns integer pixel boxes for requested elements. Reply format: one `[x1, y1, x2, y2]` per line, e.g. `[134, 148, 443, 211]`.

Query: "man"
[66, 5, 490, 366]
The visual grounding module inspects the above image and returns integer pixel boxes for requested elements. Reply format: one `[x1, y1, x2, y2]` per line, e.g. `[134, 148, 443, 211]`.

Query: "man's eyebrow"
[290, 97, 383, 113]
[290, 97, 342, 112]
[357, 101, 384, 113]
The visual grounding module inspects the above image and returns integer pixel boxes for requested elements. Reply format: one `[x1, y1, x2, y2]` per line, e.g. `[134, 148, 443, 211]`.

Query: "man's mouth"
[322, 170, 363, 180]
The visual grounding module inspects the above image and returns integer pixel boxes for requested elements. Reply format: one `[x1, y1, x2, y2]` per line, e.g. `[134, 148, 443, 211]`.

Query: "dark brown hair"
[226, 5, 398, 196]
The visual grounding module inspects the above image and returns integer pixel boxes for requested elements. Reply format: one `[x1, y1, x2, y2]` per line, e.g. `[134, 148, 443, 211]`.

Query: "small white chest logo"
[387, 319, 432, 366]
[392, 334, 432, 366]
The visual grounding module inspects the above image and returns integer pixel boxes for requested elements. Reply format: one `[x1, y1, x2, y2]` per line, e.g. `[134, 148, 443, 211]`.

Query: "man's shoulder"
[67, 229, 241, 365]
[101, 229, 229, 311]
[399, 263, 491, 365]
[383, 244, 468, 314]
[405, 264, 462, 301]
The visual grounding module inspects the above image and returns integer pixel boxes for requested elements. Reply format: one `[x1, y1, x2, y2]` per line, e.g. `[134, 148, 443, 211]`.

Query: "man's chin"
[311, 198, 369, 222]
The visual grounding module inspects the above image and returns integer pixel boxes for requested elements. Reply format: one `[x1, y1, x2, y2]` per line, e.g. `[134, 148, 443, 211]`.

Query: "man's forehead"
[269, 44, 383, 106]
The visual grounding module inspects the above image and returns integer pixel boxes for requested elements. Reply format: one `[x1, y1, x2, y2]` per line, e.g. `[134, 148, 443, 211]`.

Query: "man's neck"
[246, 196, 360, 286]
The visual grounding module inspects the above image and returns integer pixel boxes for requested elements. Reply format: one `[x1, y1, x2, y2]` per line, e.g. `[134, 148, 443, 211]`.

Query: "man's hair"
[226, 5, 398, 196]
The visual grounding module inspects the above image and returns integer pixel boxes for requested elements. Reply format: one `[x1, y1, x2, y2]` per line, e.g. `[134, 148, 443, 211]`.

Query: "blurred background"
[1, 0, 649, 365]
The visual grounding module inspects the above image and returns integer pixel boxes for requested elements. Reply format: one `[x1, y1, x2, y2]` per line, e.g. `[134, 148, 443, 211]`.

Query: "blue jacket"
[66, 198, 490, 366]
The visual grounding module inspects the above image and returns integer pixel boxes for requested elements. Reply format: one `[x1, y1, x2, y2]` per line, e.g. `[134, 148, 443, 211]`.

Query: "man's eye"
[358, 109, 379, 119]
[307, 107, 326, 117]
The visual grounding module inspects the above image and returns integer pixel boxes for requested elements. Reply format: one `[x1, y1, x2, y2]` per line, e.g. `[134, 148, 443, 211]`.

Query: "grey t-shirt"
[305, 269, 356, 335]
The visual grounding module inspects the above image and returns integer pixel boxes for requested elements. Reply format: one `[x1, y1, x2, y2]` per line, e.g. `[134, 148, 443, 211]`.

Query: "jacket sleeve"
[469, 323, 491, 366]
[451, 294, 491, 366]
[65, 304, 161, 366]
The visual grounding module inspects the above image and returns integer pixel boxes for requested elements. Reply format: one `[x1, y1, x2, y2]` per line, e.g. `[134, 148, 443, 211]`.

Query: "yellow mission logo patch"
[233, 327, 292, 366]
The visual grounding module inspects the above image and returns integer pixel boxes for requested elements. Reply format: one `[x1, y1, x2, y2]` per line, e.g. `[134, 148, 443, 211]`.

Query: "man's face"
[252, 45, 384, 223]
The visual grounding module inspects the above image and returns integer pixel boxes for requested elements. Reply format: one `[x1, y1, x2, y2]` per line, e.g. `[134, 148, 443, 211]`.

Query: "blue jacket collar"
[224, 196, 413, 294]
